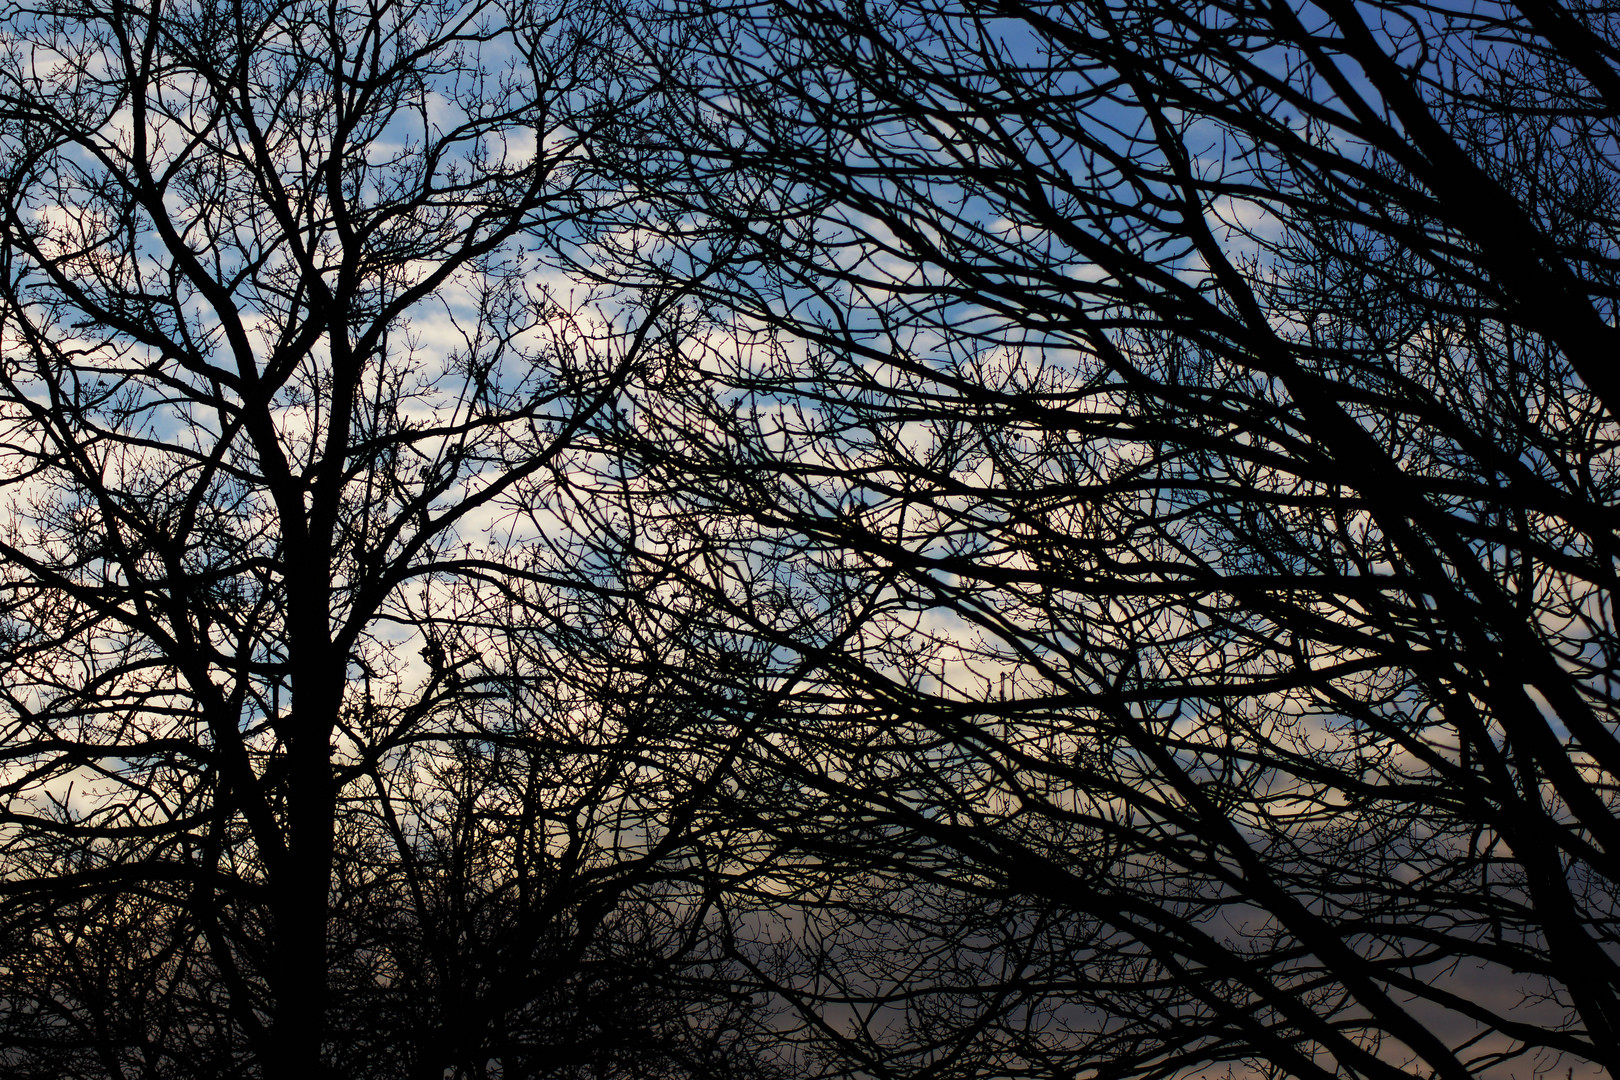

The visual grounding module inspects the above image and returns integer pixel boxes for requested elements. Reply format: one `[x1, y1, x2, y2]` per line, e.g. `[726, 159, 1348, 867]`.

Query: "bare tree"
[573, 0, 1620, 1077]
[0, 1, 771, 1077]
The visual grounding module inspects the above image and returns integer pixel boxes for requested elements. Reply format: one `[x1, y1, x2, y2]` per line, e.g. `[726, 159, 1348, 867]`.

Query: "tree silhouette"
[0, 1, 771, 1077]
[576, 0, 1620, 1076]
[5, 0, 1619, 1075]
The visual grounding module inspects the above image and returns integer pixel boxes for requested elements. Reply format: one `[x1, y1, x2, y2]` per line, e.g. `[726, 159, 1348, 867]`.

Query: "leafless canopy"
[2, 0, 1619, 1078]
[0, 1, 769, 1077]
[570, 1, 1620, 1077]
